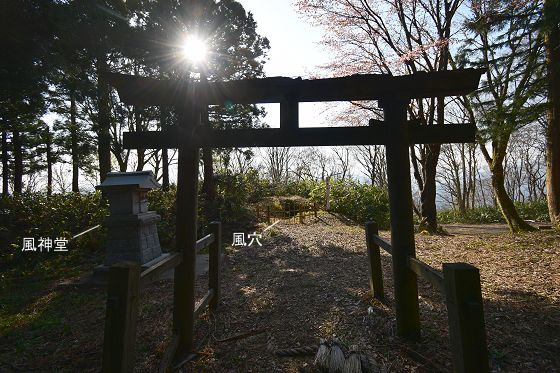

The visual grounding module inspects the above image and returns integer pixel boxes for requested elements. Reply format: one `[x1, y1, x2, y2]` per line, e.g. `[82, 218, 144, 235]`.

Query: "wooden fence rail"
[101, 221, 222, 372]
[256, 202, 318, 225]
[365, 221, 489, 373]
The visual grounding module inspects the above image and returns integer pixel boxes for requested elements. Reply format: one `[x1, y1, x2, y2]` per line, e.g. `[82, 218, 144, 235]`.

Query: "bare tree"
[353, 145, 387, 188]
[503, 124, 547, 203]
[262, 147, 294, 184]
[437, 143, 478, 213]
[332, 147, 352, 180]
[24, 173, 42, 194]
[223, 149, 255, 175]
[290, 148, 320, 181]
[149, 149, 162, 181]
[53, 165, 71, 193]
[315, 149, 334, 181]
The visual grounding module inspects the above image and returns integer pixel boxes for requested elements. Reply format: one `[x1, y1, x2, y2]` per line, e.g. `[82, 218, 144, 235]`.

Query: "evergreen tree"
[131, 0, 270, 219]
[458, 0, 545, 231]
[0, 0, 57, 193]
[64, 0, 136, 182]
[48, 32, 98, 192]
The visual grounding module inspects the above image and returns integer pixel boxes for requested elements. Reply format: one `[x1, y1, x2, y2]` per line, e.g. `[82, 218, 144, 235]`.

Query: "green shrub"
[213, 170, 259, 226]
[310, 180, 390, 228]
[0, 192, 109, 272]
[437, 199, 550, 224]
[147, 186, 177, 250]
[0, 192, 108, 245]
[148, 169, 270, 249]
[150, 170, 274, 248]
[278, 180, 319, 198]
[437, 206, 504, 224]
[515, 199, 550, 222]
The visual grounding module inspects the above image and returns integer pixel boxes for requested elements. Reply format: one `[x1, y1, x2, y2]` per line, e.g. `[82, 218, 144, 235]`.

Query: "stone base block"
[103, 211, 163, 266]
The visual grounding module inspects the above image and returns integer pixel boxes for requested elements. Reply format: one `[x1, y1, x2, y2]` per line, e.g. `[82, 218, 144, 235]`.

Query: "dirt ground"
[181, 214, 559, 372]
[1, 213, 558, 372]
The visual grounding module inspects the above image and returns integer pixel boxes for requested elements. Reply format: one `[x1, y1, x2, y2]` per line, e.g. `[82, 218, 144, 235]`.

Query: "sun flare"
[180, 35, 208, 64]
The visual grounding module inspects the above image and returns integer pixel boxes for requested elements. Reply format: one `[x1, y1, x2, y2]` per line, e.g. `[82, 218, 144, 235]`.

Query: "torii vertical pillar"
[380, 97, 421, 339]
[173, 83, 200, 364]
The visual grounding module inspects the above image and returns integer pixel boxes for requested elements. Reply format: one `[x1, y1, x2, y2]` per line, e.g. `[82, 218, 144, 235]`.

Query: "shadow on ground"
[1, 215, 558, 372]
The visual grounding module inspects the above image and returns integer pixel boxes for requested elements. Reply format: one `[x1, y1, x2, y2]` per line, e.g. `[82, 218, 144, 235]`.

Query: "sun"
[180, 35, 208, 65]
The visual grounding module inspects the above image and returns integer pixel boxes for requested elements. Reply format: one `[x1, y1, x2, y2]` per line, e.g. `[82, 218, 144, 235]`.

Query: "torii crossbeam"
[104, 68, 484, 366]
[104, 69, 483, 149]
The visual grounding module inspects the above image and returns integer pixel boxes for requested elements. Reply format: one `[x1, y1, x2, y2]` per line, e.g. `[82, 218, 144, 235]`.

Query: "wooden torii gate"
[105, 68, 485, 367]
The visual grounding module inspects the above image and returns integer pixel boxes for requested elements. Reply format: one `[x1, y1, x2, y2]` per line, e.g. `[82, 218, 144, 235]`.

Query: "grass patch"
[0, 236, 104, 362]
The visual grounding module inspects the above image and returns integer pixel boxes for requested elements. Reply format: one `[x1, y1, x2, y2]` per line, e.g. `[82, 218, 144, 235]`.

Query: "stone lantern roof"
[96, 171, 161, 190]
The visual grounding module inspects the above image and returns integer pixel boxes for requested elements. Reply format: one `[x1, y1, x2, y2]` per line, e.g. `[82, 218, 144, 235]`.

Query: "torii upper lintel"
[104, 68, 484, 107]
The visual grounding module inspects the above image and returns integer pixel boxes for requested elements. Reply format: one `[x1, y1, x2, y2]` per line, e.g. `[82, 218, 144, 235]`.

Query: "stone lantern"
[93, 171, 166, 282]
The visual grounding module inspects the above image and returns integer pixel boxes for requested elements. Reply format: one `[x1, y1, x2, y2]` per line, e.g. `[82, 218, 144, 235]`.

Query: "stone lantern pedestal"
[93, 171, 167, 284]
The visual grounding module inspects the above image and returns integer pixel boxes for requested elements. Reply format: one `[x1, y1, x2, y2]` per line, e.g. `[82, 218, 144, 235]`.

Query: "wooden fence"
[256, 202, 318, 225]
[365, 221, 489, 373]
[101, 221, 222, 373]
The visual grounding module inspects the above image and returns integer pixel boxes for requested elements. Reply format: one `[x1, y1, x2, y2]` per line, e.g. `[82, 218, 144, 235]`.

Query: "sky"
[238, 1, 327, 77]
[237, 0, 334, 128]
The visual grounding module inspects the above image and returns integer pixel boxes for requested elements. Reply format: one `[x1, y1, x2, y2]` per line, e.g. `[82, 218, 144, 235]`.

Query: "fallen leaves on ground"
[2, 214, 558, 372]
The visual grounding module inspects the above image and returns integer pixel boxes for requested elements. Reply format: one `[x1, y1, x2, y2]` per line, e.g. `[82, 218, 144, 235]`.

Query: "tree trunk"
[70, 87, 79, 192]
[492, 160, 536, 232]
[96, 57, 112, 182]
[161, 108, 169, 189]
[457, 195, 467, 216]
[415, 95, 444, 233]
[202, 147, 217, 220]
[2, 130, 9, 195]
[162, 149, 169, 189]
[45, 128, 53, 196]
[420, 143, 441, 232]
[545, 0, 560, 225]
[117, 157, 127, 172]
[13, 130, 22, 194]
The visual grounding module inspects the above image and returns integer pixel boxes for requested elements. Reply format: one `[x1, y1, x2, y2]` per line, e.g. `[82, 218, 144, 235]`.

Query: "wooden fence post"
[365, 221, 384, 299]
[102, 262, 140, 373]
[443, 263, 489, 373]
[209, 221, 222, 312]
[266, 205, 271, 224]
[314, 202, 318, 217]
